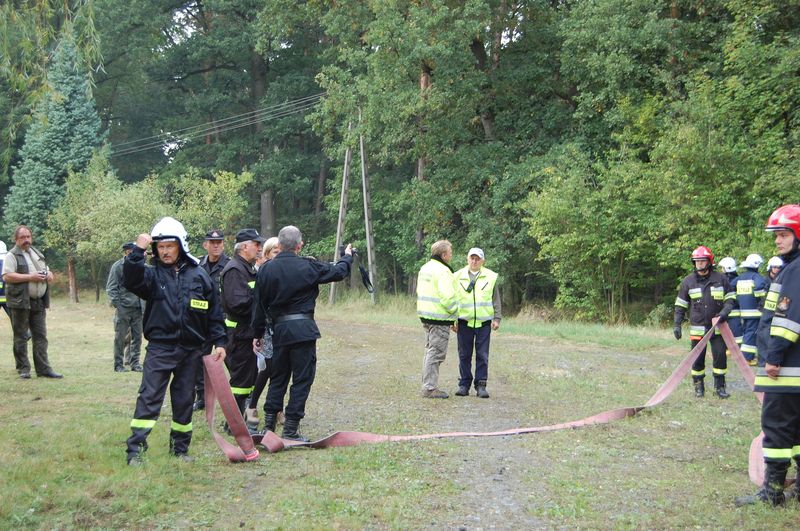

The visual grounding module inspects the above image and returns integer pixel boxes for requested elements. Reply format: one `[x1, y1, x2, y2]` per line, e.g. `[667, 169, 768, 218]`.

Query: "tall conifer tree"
[4, 31, 103, 237]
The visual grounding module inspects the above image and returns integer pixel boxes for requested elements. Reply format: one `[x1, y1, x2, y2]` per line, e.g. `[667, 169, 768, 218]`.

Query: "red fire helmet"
[766, 204, 800, 239]
[691, 246, 714, 265]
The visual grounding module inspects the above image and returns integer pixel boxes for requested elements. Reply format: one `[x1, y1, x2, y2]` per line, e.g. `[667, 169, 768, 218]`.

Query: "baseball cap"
[467, 247, 485, 260]
[204, 229, 225, 240]
[235, 228, 266, 244]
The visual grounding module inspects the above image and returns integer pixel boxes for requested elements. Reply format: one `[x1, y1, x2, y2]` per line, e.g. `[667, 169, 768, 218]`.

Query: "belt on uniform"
[273, 313, 313, 324]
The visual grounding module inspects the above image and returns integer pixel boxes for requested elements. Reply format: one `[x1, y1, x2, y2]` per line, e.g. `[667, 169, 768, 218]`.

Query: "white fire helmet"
[150, 217, 198, 264]
[718, 256, 737, 274]
[0, 240, 6, 258]
[767, 256, 784, 270]
[740, 253, 764, 270]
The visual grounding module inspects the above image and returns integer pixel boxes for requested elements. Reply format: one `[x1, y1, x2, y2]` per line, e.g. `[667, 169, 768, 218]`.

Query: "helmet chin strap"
[693, 261, 711, 275]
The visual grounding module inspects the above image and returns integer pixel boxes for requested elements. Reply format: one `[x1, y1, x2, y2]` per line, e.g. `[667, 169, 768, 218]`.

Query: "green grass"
[1, 295, 798, 529]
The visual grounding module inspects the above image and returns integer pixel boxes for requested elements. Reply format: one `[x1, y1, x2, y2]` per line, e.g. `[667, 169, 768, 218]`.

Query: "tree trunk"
[261, 190, 276, 237]
[67, 256, 78, 303]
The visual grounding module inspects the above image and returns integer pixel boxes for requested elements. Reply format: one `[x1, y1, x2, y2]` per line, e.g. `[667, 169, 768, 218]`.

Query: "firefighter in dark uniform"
[736, 253, 769, 366]
[193, 229, 230, 411]
[718, 257, 743, 352]
[220, 229, 265, 424]
[737, 205, 800, 506]
[122, 217, 227, 465]
[673, 246, 735, 398]
[251, 225, 352, 441]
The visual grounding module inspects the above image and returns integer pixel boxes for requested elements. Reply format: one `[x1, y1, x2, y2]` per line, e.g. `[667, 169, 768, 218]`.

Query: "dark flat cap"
[235, 228, 266, 244]
[122, 242, 136, 251]
[204, 229, 225, 240]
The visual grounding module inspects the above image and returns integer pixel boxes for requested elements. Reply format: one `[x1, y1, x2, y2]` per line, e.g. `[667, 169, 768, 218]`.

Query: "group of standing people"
[416, 240, 502, 399]
[672, 204, 800, 507]
[121, 217, 352, 464]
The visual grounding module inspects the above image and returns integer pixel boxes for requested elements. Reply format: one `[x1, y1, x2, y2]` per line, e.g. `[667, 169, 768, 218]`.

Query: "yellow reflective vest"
[455, 266, 498, 328]
[416, 258, 457, 322]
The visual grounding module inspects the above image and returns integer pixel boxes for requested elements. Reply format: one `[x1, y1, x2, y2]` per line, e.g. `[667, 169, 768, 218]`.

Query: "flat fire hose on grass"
[203, 323, 771, 486]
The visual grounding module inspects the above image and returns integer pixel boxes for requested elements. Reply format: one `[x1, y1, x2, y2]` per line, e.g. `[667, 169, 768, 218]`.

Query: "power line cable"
[111, 93, 325, 157]
[112, 93, 324, 149]
[111, 100, 320, 157]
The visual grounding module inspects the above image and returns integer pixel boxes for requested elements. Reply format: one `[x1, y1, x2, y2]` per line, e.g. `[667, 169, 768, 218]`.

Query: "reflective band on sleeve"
[675, 297, 688, 308]
[231, 386, 254, 396]
[770, 317, 800, 342]
[728, 309, 741, 317]
[131, 419, 157, 429]
[248, 281, 255, 289]
[225, 318, 238, 328]
[794, 445, 800, 458]
[171, 421, 193, 433]
[724, 291, 736, 301]
[190, 299, 209, 310]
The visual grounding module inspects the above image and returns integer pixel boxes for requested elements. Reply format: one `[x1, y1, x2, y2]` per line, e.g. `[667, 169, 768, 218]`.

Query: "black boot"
[263, 412, 278, 433]
[693, 378, 705, 398]
[714, 374, 730, 399]
[282, 418, 310, 442]
[736, 462, 789, 506]
[475, 380, 490, 398]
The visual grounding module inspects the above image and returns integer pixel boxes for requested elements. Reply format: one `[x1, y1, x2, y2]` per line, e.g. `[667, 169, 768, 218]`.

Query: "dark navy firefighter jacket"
[123, 247, 227, 349]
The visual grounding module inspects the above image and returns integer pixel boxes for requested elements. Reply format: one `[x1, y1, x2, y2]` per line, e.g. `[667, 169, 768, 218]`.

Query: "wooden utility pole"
[329, 122, 353, 305]
[358, 109, 377, 303]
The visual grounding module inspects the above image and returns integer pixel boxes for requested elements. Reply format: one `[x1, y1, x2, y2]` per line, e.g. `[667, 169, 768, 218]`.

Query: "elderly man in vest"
[454, 248, 501, 398]
[416, 239, 458, 398]
[2, 225, 61, 379]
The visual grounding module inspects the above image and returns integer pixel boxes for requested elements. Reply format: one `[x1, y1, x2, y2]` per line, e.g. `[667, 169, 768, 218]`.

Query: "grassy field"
[0, 293, 797, 529]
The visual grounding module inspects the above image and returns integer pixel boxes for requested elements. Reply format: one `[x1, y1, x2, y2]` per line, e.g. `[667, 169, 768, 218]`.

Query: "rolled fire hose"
[203, 323, 772, 486]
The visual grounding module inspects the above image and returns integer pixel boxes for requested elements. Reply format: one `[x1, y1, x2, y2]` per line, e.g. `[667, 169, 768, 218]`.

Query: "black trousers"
[224, 329, 257, 410]
[126, 343, 199, 458]
[10, 298, 50, 375]
[265, 340, 316, 420]
[456, 320, 491, 387]
[690, 334, 727, 379]
[761, 392, 800, 465]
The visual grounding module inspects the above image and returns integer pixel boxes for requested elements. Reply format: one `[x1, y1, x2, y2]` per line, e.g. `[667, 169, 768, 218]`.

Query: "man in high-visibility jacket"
[454, 248, 501, 398]
[736, 204, 800, 506]
[416, 239, 457, 398]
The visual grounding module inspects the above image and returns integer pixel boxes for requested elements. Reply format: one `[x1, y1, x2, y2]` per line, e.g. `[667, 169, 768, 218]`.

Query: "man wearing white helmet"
[735, 253, 769, 365]
[767, 256, 784, 282]
[718, 257, 743, 351]
[121, 217, 228, 465]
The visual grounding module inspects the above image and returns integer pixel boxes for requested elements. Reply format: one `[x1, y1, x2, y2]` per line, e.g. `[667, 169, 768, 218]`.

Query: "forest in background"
[1, 0, 799, 322]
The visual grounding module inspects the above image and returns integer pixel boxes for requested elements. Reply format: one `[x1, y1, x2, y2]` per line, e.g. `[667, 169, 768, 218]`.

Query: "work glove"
[673, 325, 682, 340]
[716, 312, 728, 324]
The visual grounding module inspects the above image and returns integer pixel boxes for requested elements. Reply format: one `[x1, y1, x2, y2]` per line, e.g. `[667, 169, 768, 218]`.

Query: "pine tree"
[4, 31, 103, 238]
